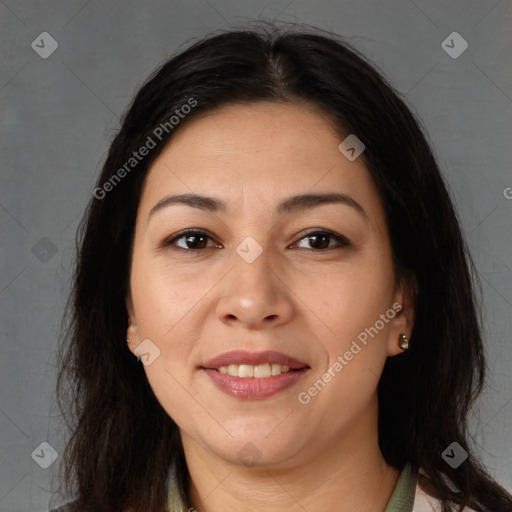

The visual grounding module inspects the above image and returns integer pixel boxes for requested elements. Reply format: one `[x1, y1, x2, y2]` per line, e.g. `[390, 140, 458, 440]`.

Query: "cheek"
[303, 256, 395, 345]
[130, 251, 205, 339]
[129, 260, 203, 408]
[143, 362, 201, 433]
[300, 252, 395, 405]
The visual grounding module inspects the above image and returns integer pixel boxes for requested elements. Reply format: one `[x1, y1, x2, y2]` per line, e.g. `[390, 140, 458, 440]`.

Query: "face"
[126, 101, 414, 469]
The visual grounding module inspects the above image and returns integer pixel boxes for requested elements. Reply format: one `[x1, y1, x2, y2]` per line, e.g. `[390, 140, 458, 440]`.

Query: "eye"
[293, 230, 351, 251]
[164, 230, 221, 251]
[163, 229, 350, 253]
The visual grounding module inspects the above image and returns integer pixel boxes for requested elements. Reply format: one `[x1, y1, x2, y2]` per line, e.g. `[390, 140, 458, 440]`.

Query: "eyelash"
[163, 229, 351, 253]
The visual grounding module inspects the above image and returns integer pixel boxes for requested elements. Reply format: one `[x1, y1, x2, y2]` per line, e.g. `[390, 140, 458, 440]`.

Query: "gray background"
[1, 0, 511, 510]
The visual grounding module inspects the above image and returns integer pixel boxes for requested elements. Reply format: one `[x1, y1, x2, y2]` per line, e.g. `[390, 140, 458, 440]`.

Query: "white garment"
[412, 483, 475, 512]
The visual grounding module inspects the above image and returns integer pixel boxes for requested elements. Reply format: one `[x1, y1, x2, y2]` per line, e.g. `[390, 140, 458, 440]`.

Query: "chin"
[205, 426, 305, 469]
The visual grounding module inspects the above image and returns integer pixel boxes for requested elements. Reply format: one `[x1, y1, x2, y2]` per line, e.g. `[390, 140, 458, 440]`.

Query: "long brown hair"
[56, 23, 512, 512]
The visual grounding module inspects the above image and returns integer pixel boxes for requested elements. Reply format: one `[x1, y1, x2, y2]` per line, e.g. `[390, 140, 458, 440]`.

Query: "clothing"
[413, 485, 475, 512]
[48, 463, 476, 512]
[167, 462, 476, 512]
[49, 504, 76, 512]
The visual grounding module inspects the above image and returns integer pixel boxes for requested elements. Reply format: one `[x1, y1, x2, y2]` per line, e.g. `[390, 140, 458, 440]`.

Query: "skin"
[126, 101, 415, 512]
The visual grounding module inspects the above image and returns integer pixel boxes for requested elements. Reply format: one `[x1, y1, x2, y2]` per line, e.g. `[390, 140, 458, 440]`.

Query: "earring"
[399, 333, 409, 350]
[127, 338, 141, 362]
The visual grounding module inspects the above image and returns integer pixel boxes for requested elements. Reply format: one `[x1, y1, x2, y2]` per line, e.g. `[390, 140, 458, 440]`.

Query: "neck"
[182, 403, 400, 512]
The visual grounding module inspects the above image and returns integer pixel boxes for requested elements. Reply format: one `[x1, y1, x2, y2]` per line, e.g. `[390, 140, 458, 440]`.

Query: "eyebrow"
[148, 192, 367, 221]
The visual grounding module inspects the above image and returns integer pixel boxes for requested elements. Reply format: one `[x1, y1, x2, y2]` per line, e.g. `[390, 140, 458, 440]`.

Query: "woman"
[53, 24, 512, 512]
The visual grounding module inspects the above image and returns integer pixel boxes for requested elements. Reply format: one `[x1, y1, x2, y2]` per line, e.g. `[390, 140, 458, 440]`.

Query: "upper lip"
[202, 350, 309, 370]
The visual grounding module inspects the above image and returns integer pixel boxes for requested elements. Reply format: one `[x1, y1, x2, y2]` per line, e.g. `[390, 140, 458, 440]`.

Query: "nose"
[215, 247, 294, 330]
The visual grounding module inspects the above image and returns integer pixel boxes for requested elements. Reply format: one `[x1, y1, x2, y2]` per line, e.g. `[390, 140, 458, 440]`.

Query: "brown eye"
[295, 230, 350, 251]
[165, 230, 219, 251]
[163, 229, 350, 253]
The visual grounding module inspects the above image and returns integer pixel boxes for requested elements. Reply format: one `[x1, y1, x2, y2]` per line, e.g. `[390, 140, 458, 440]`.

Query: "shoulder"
[413, 483, 476, 512]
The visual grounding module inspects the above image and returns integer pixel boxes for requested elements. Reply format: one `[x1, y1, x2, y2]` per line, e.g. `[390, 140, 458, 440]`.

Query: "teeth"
[217, 363, 293, 377]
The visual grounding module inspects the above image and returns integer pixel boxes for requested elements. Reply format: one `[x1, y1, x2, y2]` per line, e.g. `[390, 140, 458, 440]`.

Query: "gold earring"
[399, 333, 409, 350]
[126, 338, 131, 344]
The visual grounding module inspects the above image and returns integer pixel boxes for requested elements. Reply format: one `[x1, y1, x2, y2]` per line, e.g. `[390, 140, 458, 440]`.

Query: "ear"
[126, 292, 140, 355]
[386, 271, 417, 357]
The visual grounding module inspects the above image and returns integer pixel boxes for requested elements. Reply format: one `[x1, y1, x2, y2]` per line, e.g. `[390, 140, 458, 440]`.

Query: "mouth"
[200, 350, 310, 399]
[201, 349, 308, 373]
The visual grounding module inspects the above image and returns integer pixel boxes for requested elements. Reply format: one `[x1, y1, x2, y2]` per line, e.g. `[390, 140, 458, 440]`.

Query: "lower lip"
[202, 368, 309, 400]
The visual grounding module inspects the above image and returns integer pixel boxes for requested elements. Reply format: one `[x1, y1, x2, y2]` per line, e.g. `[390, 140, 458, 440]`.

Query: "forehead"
[138, 101, 380, 220]
[157, 101, 345, 169]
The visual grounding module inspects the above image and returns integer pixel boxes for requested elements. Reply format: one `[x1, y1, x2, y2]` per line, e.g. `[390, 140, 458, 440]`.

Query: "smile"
[213, 363, 293, 378]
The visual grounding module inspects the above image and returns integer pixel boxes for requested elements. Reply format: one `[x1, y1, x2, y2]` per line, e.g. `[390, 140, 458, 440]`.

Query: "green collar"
[384, 464, 417, 512]
[167, 462, 417, 512]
